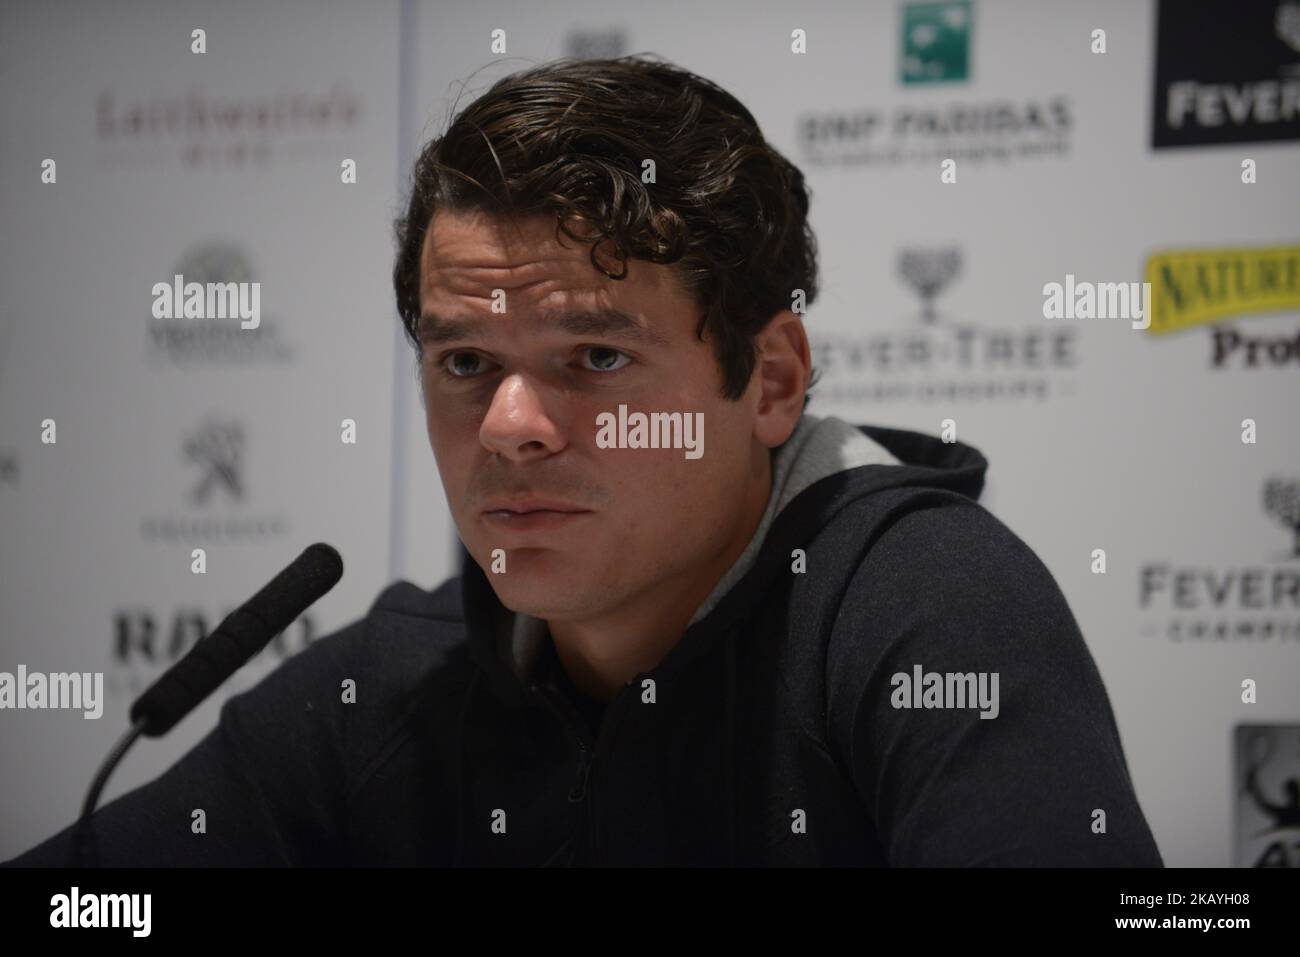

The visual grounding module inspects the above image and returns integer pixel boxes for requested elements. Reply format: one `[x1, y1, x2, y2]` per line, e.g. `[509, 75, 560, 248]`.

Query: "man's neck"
[547, 451, 773, 705]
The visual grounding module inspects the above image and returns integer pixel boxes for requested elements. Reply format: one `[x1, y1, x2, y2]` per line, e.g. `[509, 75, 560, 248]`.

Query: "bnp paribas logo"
[901, 1, 972, 85]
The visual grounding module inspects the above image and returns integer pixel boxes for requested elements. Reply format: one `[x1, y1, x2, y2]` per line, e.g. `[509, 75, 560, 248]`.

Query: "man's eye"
[437, 348, 630, 379]
[580, 347, 632, 373]
[441, 351, 490, 378]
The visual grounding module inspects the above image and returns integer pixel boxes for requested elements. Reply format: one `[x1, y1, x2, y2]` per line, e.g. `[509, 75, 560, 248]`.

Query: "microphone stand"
[68, 717, 149, 868]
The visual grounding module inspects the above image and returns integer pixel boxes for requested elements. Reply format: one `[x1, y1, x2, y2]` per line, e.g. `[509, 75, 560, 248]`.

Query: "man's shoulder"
[807, 482, 1053, 586]
[791, 484, 1047, 600]
[815, 492, 1074, 648]
[808, 493, 1080, 693]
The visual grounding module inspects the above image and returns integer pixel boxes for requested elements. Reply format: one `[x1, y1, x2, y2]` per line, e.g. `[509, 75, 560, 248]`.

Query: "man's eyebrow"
[416, 307, 671, 346]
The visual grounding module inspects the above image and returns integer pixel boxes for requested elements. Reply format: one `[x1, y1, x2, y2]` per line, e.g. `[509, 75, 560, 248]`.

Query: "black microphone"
[69, 542, 344, 866]
[130, 542, 343, 736]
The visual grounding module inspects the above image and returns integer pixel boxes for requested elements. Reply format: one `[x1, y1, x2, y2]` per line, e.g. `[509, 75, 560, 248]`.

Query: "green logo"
[901, 1, 972, 85]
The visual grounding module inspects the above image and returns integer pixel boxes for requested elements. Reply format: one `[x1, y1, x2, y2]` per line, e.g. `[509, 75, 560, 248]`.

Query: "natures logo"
[1141, 244, 1300, 368]
[901, 1, 972, 85]
[148, 243, 291, 365]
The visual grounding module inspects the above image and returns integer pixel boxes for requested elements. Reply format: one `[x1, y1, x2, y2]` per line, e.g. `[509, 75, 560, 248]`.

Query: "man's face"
[417, 209, 767, 622]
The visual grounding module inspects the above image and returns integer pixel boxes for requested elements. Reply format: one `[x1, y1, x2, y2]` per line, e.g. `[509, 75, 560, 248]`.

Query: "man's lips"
[479, 500, 592, 534]
[478, 497, 590, 515]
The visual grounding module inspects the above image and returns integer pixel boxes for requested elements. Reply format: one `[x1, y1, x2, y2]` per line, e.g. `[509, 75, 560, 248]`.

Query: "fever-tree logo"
[1263, 478, 1300, 558]
[898, 247, 962, 324]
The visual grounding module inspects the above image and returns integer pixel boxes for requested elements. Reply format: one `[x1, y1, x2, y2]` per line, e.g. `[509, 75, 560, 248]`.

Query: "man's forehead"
[421, 209, 591, 271]
[420, 212, 614, 302]
[417, 210, 695, 342]
[416, 304, 673, 346]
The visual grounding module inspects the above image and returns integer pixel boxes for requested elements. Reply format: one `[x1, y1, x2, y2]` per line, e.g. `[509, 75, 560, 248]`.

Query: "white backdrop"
[2, 0, 1297, 866]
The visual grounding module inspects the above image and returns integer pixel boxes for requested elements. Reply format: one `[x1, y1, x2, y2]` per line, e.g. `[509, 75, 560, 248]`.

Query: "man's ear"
[751, 309, 811, 448]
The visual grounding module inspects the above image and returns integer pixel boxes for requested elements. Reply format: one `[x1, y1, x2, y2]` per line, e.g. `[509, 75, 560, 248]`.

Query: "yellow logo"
[1142, 245, 1300, 335]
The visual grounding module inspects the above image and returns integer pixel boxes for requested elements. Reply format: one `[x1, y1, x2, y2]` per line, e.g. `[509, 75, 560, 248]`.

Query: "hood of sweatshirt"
[459, 418, 988, 694]
[450, 418, 989, 864]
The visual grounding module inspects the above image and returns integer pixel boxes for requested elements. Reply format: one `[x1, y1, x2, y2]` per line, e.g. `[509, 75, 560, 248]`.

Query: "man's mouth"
[479, 503, 592, 533]
[477, 496, 593, 534]
[478, 496, 589, 516]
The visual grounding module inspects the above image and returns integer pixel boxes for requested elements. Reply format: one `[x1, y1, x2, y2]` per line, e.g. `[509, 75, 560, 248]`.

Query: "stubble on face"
[416, 209, 768, 628]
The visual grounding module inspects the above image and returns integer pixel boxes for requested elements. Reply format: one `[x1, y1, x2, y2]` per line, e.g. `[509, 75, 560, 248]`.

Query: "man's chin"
[478, 547, 601, 616]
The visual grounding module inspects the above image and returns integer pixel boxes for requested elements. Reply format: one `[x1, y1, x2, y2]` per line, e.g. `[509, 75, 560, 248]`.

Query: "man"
[4, 55, 1162, 867]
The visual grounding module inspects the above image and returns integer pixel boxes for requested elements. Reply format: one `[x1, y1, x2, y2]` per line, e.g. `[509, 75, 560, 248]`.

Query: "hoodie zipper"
[571, 740, 599, 864]
[528, 682, 597, 861]
[568, 742, 593, 802]
[530, 678, 636, 865]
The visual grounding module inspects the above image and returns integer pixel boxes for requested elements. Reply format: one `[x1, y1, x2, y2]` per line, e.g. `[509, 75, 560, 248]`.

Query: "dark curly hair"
[393, 54, 820, 407]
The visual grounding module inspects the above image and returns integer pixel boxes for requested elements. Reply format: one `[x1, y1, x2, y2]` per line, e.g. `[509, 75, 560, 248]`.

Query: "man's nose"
[479, 373, 566, 461]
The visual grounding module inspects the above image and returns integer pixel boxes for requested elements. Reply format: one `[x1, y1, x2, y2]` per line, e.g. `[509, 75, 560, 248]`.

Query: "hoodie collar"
[688, 412, 902, 626]
[459, 419, 988, 701]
